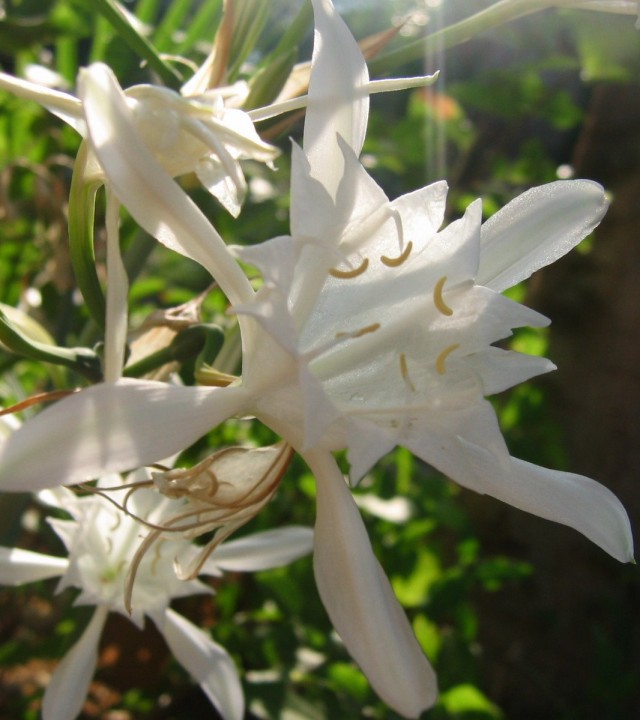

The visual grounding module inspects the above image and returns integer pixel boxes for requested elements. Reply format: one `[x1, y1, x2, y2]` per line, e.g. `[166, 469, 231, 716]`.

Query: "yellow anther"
[381, 241, 413, 268]
[335, 322, 381, 340]
[433, 276, 454, 316]
[435, 343, 460, 375]
[399, 352, 416, 392]
[329, 257, 369, 279]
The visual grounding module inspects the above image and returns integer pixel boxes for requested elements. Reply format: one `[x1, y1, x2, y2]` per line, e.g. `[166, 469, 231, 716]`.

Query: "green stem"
[68, 141, 106, 331]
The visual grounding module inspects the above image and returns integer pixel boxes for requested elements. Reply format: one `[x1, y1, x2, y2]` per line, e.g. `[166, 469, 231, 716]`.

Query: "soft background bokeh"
[0, 1, 638, 718]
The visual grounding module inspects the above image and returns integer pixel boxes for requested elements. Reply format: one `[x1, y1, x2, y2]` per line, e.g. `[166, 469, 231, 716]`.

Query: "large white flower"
[0, 472, 313, 720]
[0, 0, 633, 716]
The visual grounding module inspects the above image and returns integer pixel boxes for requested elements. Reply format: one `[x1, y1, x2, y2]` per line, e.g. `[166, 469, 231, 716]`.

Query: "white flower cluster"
[0, 1, 635, 718]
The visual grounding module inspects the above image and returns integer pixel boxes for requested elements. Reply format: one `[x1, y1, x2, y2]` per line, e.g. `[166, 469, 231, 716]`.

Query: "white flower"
[0, 472, 313, 720]
[0, 0, 633, 716]
[0, 64, 278, 218]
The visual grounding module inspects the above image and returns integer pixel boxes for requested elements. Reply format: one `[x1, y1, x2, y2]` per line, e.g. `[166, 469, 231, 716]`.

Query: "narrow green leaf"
[272, 0, 313, 58]
[0, 309, 101, 381]
[244, 47, 297, 110]
[368, 0, 554, 77]
[90, 0, 184, 89]
[174, 0, 223, 56]
[135, 0, 165, 25]
[151, 0, 194, 52]
[227, 0, 271, 82]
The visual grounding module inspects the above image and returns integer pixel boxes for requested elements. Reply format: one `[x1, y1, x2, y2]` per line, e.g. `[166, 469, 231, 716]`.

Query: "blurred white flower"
[0, 471, 313, 720]
[0, 63, 278, 218]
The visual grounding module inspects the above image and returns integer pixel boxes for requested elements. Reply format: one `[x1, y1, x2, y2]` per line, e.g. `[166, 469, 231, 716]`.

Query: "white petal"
[0, 547, 67, 584]
[402, 398, 512, 491]
[308, 450, 437, 717]
[37, 486, 78, 509]
[78, 63, 254, 306]
[0, 379, 248, 491]
[202, 526, 313, 574]
[299, 363, 342, 450]
[290, 142, 336, 241]
[478, 180, 608, 292]
[346, 418, 397, 485]
[196, 156, 244, 217]
[233, 233, 298, 296]
[457, 439, 634, 563]
[465, 346, 556, 395]
[305, 0, 369, 197]
[334, 137, 390, 237]
[390, 180, 448, 239]
[42, 605, 108, 720]
[157, 608, 244, 720]
[0, 70, 84, 133]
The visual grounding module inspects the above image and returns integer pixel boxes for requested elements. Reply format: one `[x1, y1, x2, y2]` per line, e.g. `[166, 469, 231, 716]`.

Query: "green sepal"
[0, 309, 102, 382]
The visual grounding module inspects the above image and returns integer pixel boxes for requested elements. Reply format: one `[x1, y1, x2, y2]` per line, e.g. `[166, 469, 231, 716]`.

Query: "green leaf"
[439, 683, 503, 719]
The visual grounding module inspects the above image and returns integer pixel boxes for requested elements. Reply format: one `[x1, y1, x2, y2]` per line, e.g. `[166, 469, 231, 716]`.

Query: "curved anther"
[435, 343, 460, 375]
[329, 257, 369, 279]
[433, 276, 454, 316]
[381, 241, 413, 268]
